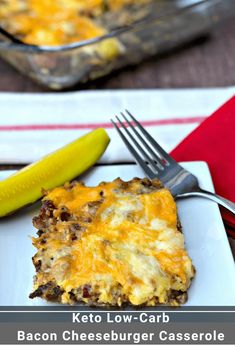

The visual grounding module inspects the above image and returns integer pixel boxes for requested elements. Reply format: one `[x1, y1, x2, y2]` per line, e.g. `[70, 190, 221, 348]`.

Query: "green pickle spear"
[0, 128, 110, 217]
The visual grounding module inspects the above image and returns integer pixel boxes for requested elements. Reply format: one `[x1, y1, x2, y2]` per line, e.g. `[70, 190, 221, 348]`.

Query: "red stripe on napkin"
[171, 96, 235, 237]
[0, 117, 205, 131]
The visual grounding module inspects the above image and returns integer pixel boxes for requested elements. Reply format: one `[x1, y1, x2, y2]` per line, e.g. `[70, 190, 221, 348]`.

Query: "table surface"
[0, 16, 234, 258]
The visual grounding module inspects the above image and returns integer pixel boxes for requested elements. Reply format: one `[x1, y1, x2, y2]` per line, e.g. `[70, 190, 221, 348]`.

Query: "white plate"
[0, 162, 234, 306]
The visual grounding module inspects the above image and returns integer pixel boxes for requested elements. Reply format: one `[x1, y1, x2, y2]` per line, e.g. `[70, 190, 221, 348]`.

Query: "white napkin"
[0, 88, 235, 164]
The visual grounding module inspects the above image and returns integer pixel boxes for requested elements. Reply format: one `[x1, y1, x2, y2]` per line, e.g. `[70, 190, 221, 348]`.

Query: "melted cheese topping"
[0, 0, 150, 45]
[32, 179, 195, 306]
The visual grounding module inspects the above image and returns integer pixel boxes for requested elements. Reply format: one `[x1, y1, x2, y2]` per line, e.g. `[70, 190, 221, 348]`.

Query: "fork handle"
[177, 188, 235, 215]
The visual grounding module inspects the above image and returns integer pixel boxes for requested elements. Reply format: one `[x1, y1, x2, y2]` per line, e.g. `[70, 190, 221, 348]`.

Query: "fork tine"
[121, 112, 164, 170]
[111, 119, 156, 179]
[115, 115, 161, 173]
[125, 109, 176, 165]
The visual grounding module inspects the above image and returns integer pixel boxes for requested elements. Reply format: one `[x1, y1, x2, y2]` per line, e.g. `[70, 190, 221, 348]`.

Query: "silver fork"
[111, 110, 235, 215]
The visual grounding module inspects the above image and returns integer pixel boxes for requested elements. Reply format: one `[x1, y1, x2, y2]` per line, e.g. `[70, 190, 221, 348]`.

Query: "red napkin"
[171, 96, 235, 238]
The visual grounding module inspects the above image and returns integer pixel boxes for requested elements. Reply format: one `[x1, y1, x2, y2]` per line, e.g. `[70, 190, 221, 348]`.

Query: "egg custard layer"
[30, 178, 195, 306]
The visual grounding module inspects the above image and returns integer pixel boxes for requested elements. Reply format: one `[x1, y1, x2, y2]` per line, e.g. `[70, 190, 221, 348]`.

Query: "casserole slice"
[30, 177, 195, 306]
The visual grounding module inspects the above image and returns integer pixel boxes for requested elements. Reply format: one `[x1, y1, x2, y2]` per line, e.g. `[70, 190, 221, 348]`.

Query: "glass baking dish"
[0, 0, 234, 90]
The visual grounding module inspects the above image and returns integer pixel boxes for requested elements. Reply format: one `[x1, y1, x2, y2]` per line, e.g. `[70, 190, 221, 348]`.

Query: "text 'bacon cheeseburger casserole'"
[30, 178, 195, 306]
